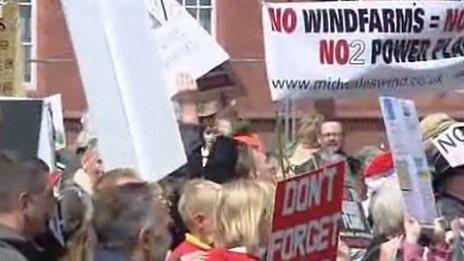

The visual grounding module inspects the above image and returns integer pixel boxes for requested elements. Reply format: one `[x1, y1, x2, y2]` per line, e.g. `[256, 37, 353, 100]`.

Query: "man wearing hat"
[421, 113, 464, 260]
[186, 99, 239, 184]
[421, 113, 464, 221]
[172, 73, 239, 184]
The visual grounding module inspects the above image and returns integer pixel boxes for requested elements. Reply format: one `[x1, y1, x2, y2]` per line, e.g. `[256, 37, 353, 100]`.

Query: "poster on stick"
[268, 162, 345, 261]
[262, 1, 464, 100]
[146, 0, 229, 81]
[62, 0, 186, 181]
[380, 96, 437, 225]
[432, 123, 464, 168]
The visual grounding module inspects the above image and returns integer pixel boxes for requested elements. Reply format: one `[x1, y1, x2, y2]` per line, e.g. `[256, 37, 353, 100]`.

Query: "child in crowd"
[208, 179, 275, 261]
[168, 179, 222, 261]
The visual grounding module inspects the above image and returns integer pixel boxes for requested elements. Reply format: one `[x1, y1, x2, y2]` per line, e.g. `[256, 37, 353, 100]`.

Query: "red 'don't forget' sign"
[267, 161, 345, 261]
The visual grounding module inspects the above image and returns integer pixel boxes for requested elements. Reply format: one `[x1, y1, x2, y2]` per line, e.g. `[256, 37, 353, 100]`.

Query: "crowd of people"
[0, 75, 464, 261]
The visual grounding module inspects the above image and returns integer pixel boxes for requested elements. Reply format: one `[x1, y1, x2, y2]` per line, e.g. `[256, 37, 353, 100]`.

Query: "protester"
[234, 129, 274, 181]
[169, 179, 222, 261]
[362, 151, 396, 221]
[421, 113, 464, 222]
[92, 177, 169, 261]
[208, 179, 274, 260]
[73, 137, 104, 195]
[280, 113, 324, 178]
[364, 180, 452, 261]
[0, 152, 56, 261]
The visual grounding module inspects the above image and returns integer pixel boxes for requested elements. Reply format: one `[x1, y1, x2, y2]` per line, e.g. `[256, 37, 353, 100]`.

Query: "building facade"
[33, 0, 464, 154]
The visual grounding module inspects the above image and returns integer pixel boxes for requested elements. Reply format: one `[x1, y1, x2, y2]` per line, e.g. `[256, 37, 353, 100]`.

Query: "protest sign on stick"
[380, 96, 437, 225]
[147, 0, 229, 81]
[0, 97, 58, 169]
[61, 0, 186, 181]
[0, 2, 24, 96]
[268, 161, 345, 261]
[262, 1, 464, 100]
[432, 123, 464, 168]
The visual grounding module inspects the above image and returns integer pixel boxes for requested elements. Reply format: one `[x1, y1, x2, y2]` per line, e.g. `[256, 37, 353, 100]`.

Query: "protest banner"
[380, 96, 437, 225]
[268, 161, 345, 261]
[432, 123, 464, 168]
[0, 2, 24, 96]
[61, 0, 186, 181]
[262, 1, 464, 100]
[147, 0, 229, 82]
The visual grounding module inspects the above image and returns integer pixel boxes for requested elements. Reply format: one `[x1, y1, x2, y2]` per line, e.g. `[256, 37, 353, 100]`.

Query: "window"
[0, 0, 35, 85]
[177, 0, 214, 34]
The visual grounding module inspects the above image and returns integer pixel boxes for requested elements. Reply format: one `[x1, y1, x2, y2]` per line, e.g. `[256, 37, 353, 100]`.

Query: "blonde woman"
[278, 113, 324, 179]
[208, 179, 274, 260]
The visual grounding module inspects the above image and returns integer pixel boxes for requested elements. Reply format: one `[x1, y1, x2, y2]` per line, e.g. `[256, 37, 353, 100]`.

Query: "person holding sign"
[421, 114, 464, 223]
[364, 180, 452, 261]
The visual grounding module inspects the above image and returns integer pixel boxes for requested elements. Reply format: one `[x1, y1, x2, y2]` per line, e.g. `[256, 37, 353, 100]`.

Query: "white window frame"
[177, 0, 216, 38]
[0, 0, 36, 88]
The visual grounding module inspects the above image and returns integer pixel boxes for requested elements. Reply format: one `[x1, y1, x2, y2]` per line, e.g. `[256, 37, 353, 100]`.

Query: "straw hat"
[420, 113, 456, 141]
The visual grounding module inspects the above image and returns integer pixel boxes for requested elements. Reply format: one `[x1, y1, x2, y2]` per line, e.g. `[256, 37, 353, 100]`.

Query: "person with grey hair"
[0, 152, 56, 261]
[92, 179, 170, 261]
[363, 180, 452, 261]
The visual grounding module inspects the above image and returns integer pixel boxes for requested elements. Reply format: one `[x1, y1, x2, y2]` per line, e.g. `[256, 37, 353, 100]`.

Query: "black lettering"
[413, 8, 425, 33]
[451, 37, 464, 57]
[443, 38, 452, 58]
[383, 40, 393, 64]
[453, 127, 464, 142]
[372, 39, 382, 64]
[322, 9, 329, 33]
[396, 8, 413, 33]
[370, 9, 383, 33]
[303, 9, 322, 33]
[344, 9, 358, 33]
[358, 9, 369, 33]
[382, 9, 395, 33]
[417, 40, 430, 61]
[408, 40, 420, 62]
[329, 9, 344, 33]
[433, 39, 447, 60]
[438, 134, 457, 154]
[393, 40, 411, 63]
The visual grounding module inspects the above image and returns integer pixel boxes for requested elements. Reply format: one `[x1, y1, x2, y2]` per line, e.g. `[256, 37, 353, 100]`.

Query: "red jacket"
[168, 234, 211, 261]
[207, 248, 260, 261]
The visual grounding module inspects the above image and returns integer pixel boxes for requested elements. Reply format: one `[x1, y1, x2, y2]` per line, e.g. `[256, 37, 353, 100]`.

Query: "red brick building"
[32, 0, 464, 154]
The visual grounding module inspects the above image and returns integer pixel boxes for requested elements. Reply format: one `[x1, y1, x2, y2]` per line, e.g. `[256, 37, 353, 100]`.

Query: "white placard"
[147, 0, 229, 81]
[61, 0, 186, 181]
[263, 2, 464, 100]
[432, 123, 464, 168]
[380, 96, 437, 225]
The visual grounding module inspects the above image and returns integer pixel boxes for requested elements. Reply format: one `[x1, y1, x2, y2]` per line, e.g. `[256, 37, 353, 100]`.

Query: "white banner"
[147, 0, 229, 81]
[263, 2, 464, 100]
[380, 96, 437, 225]
[61, 0, 186, 181]
[432, 123, 464, 168]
